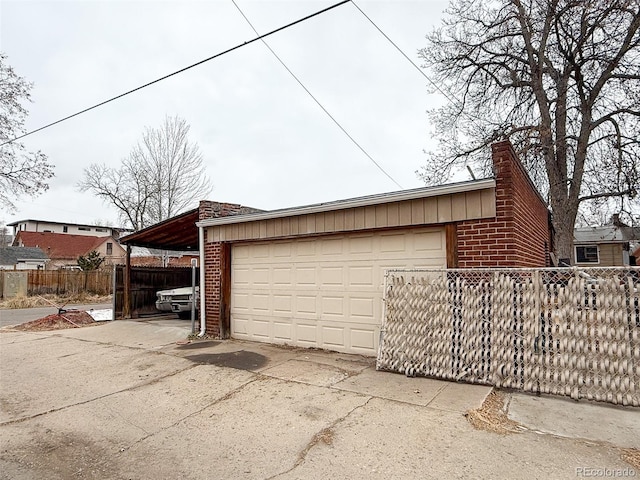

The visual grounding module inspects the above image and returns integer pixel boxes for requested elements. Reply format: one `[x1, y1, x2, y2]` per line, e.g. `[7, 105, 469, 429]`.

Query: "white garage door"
[231, 227, 446, 356]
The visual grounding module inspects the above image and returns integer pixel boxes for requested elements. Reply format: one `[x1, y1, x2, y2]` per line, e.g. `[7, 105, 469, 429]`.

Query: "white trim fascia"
[197, 179, 496, 228]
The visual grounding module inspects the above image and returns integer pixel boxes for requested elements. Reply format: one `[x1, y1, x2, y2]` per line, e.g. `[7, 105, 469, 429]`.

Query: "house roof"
[197, 178, 496, 228]
[15, 231, 112, 260]
[574, 225, 640, 244]
[0, 246, 48, 266]
[7, 218, 125, 232]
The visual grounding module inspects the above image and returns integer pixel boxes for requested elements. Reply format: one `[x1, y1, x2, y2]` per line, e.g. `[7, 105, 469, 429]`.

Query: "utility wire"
[231, 0, 402, 189]
[1, 0, 351, 147]
[350, 0, 486, 125]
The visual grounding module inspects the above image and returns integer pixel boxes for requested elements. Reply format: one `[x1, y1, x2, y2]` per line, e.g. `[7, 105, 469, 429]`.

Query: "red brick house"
[195, 140, 551, 355]
[13, 231, 125, 269]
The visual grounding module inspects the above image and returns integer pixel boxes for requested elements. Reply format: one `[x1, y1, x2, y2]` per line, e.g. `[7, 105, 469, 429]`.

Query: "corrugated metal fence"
[377, 267, 640, 406]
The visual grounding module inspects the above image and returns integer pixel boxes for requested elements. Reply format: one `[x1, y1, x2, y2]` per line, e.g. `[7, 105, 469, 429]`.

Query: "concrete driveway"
[0, 319, 637, 479]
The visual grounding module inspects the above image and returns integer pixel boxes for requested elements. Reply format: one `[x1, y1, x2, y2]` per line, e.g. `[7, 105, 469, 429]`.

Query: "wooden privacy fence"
[113, 265, 198, 319]
[27, 269, 113, 296]
[378, 267, 640, 407]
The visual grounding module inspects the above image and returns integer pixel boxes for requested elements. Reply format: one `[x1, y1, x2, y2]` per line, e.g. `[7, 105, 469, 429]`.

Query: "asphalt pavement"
[0, 319, 637, 479]
[0, 303, 112, 327]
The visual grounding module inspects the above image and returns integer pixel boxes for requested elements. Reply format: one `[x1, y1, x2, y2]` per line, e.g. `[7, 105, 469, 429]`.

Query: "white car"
[155, 286, 199, 319]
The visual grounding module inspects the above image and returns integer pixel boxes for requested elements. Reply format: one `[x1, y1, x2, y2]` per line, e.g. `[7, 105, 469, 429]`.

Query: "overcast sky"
[2, 0, 452, 229]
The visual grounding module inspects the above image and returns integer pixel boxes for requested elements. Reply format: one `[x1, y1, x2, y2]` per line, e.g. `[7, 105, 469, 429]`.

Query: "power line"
[1, 0, 351, 147]
[231, 0, 403, 189]
[350, 0, 486, 125]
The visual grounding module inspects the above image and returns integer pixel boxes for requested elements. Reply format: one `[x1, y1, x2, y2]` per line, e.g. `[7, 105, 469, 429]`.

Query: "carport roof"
[119, 209, 199, 251]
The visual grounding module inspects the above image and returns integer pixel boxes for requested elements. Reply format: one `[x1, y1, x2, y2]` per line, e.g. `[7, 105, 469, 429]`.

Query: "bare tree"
[79, 116, 212, 230]
[0, 53, 54, 211]
[418, 0, 640, 261]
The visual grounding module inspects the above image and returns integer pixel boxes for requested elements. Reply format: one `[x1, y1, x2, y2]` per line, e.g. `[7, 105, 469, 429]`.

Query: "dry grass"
[0, 293, 112, 310]
[622, 448, 640, 470]
[465, 390, 522, 434]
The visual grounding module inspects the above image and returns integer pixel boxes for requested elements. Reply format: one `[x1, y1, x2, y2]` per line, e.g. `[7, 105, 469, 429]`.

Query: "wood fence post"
[123, 245, 131, 319]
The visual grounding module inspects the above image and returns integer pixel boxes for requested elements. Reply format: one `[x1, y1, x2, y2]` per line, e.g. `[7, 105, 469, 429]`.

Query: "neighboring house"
[573, 219, 640, 266]
[7, 219, 126, 239]
[13, 232, 125, 269]
[122, 140, 552, 357]
[0, 247, 48, 270]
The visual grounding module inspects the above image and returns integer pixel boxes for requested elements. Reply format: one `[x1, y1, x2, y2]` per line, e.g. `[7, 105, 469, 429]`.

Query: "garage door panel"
[251, 319, 271, 338]
[249, 268, 269, 286]
[295, 267, 316, 285]
[415, 231, 444, 250]
[273, 322, 292, 341]
[350, 328, 376, 351]
[273, 267, 292, 285]
[321, 296, 344, 317]
[250, 293, 270, 312]
[321, 237, 344, 255]
[295, 295, 317, 314]
[272, 243, 291, 257]
[232, 316, 249, 335]
[231, 227, 445, 356]
[348, 235, 374, 254]
[321, 326, 345, 348]
[349, 297, 374, 318]
[379, 233, 406, 252]
[232, 292, 250, 311]
[320, 266, 344, 286]
[348, 266, 374, 287]
[273, 295, 292, 313]
[295, 324, 317, 343]
[233, 267, 251, 285]
[297, 240, 316, 256]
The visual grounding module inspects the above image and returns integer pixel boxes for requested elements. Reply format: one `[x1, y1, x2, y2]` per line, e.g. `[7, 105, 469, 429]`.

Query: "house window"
[63, 226, 68, 233]
[106, 242, 113, 255]
[78, 226, 90, 231]
[575, 245, 599, 263]
[95, 228, 107, 232]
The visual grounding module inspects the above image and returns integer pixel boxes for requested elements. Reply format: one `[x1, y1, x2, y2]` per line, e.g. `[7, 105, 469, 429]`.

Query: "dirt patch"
[11, 311, 101, 331]
[465, 390, 522, 434]
[311, 427, 334, 446]
[622, 448, 640, 470]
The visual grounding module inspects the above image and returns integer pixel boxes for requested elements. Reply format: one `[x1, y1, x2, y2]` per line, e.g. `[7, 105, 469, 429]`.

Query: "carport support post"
[123, 245, 131, 319]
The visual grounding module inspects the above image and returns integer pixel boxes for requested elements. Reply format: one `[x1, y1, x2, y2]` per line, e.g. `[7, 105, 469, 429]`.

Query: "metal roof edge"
[197, 178, 496, 228]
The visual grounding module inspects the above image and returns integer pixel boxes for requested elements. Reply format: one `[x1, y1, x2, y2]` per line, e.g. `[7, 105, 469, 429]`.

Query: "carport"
[118, 208, 200, 319]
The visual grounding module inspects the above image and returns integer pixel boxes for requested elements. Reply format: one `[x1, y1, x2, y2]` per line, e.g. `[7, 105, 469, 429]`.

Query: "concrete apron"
[0, 320, 637, 480]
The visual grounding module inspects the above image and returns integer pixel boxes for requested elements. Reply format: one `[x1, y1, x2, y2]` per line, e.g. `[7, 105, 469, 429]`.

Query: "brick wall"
[200, 201, 262, 336]
[457, 141, 550, 267]
[203, 241, 222, 336]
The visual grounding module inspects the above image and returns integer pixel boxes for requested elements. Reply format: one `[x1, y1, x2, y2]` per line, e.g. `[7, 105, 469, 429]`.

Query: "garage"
[230, 228, 446, 355]
[198, 178, 498, 355]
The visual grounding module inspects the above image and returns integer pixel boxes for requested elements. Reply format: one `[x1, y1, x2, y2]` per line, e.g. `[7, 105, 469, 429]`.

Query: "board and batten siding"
[207, 189, 496, 243]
